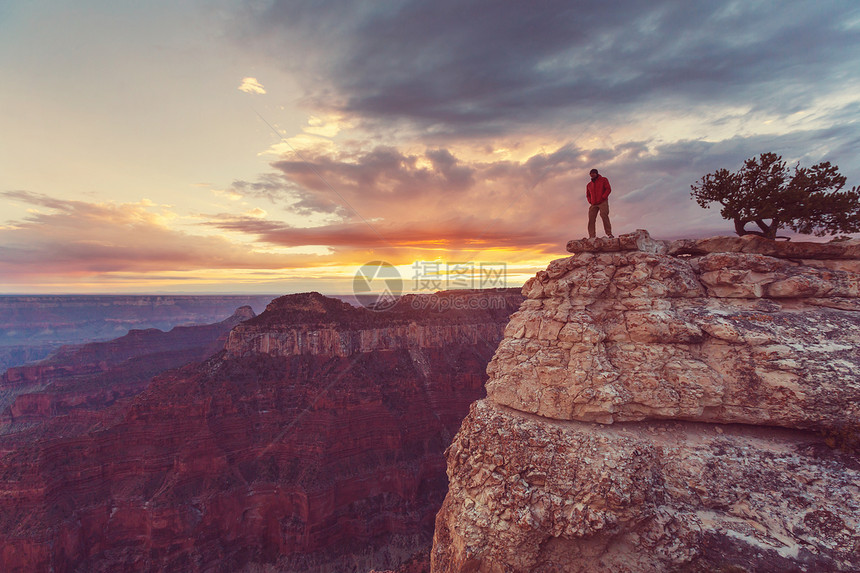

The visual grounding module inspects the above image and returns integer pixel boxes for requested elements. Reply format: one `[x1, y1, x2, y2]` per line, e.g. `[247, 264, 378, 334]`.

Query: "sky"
[2, 0, 860, 294]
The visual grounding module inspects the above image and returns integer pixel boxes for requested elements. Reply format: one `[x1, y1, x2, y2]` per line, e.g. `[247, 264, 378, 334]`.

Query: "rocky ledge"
[432, 230, 860, 572]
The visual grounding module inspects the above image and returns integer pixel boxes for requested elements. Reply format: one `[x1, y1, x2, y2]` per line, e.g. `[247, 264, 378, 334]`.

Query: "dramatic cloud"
[240, 145, 588, 243]
[218, 118, 860, 261]
[4, 1, 859, 293]
[0, 192, 320, 279]
[207, 215, 554, 252]
[221, 0, 860, 253]
[217, 143, 717, 255]
[249, 0, 860, 138]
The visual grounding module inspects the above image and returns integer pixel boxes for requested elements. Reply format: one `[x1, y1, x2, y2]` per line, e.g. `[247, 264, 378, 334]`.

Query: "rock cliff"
[432, 231, 860, 572]
[0, 289, 521, 572]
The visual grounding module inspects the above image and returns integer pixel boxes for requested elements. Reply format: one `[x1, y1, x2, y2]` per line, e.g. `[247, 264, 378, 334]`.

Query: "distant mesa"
[0, 305, 257, 422]
[0, 294, 275, 372]
[230, 304, 256, 322]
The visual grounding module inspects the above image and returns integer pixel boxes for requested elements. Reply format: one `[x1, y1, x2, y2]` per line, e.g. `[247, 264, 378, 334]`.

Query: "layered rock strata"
[226, 292, 509, 359]
[432, 231, 860, 572]
[0, 290, 521, 572]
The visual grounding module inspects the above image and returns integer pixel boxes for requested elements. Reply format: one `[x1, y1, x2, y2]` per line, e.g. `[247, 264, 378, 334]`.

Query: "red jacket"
[586, 175, 611, 205]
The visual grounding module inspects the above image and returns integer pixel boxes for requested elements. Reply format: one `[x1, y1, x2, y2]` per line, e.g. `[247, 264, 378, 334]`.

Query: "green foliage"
[690, 152, 860, 239]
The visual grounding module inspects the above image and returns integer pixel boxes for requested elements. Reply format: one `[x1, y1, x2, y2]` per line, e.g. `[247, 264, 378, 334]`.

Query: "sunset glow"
[2, 1, 859, 294]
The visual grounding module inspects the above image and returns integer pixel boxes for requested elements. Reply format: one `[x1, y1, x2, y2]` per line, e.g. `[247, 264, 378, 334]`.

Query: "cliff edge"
[432, 230, 860, 572]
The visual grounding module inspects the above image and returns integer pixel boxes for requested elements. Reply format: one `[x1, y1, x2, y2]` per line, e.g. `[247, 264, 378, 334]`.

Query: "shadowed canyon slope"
[0, 295, 276, 373]
[0, 289, 522, 572]
[432, 231, 860, 573]
[0, 295, 274, 373]
[1, 306, 255, 429]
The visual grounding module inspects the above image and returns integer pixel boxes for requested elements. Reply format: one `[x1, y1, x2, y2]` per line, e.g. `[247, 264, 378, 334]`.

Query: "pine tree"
[690, 152, 860, 239]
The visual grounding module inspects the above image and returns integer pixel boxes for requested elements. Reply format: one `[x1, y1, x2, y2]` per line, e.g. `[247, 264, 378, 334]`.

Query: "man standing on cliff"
[586, 168, 613, 238]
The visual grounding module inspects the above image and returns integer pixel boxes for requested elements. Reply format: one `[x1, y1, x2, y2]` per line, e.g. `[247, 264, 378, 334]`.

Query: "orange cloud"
[0, 192, 328, 279]
[206, 214, 558, 256]
[231, 145, 592, 249]
[231, 140, 742, 255]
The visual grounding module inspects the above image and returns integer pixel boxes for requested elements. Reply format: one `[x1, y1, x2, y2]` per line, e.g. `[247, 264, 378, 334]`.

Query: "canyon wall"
[0, 289, 521, 572]
[432, 231, 860, 572]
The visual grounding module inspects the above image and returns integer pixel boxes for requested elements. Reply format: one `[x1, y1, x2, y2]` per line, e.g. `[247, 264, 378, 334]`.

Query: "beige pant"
[587, 200, 611, 238]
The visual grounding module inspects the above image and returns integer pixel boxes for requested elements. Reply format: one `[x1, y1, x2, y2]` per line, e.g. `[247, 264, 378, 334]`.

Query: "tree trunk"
[733, 218, 769, 238]
[754, 219, 776, 239]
